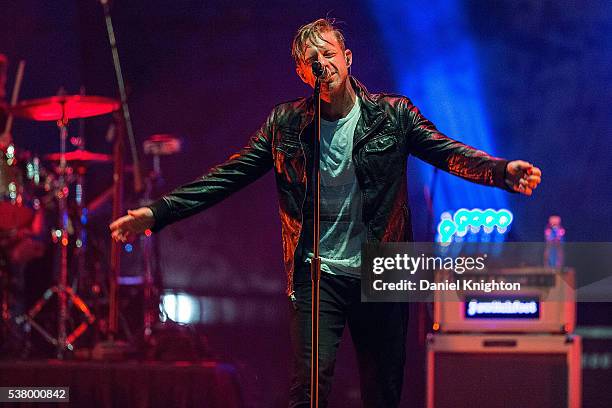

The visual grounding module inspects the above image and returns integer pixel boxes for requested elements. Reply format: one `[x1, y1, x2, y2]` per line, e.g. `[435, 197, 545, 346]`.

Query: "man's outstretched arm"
[402, 98, 541, 195]
[110, 108, 276, 242]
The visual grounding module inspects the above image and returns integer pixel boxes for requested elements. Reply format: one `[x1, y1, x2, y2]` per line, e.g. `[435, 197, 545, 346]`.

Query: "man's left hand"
[505, 160, 542, 196]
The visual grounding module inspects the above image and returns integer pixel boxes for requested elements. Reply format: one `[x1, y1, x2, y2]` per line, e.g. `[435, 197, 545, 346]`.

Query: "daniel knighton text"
[371, 278, 521, 292]
[369, 252, 521, 294]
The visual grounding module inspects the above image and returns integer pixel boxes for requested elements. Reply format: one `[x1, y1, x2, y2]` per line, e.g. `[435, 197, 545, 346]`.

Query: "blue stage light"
[368, 0, 509, 230]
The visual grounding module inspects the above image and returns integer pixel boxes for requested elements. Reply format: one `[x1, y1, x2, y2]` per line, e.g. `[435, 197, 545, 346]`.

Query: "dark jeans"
[289, 270, 409, 408]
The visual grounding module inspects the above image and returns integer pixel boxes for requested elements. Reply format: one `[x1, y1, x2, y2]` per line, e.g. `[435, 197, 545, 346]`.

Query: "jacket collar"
[350, 76, 388, 147]
[297, 76, 387, 145]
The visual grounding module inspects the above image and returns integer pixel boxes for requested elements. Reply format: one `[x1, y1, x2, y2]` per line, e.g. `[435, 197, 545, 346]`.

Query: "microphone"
[311, 61, 328, 79]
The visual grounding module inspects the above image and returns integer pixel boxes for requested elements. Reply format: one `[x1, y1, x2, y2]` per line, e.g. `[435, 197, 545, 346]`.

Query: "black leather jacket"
[149, 77, 512, 294]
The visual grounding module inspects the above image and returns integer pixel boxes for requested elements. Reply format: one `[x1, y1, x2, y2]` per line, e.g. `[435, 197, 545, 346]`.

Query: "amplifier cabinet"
[426, 334, 581, 408]
[577, 325, 612, 408]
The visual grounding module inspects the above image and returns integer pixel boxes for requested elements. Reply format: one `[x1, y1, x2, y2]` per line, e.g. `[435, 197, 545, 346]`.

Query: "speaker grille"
[434, 353, 567, 408]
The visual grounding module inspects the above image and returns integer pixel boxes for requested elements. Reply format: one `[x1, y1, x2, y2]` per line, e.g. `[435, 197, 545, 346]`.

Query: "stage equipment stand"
[139, 134, 180, 345]
[19, 105, 96, 359]
[92, 0, 143, 360]
[140, 166, 157, 345]
[309, 60, 325, 408]
[140, 137, 165, 344]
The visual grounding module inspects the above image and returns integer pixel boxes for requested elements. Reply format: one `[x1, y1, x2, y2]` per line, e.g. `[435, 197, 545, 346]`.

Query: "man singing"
[110, 18, 541, 407]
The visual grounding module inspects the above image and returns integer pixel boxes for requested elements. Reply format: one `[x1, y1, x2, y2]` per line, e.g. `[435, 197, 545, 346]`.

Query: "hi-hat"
[143, 133, 182, 156]
[10, 95, 119, 121]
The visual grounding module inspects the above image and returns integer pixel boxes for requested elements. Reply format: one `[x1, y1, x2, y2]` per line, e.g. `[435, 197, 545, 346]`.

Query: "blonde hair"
[291, 18, 346, 65]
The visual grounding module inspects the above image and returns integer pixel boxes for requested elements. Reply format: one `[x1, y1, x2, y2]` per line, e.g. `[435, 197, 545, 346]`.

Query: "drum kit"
[0, 94, 120, 358]
[1, 2, 182, 359]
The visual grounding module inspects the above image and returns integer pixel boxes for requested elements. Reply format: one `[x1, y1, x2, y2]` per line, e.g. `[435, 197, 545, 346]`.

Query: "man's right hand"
[109, 207, 155, 242]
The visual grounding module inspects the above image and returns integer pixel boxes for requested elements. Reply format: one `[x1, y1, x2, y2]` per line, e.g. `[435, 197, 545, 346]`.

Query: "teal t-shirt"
[305, 98, 366, 279]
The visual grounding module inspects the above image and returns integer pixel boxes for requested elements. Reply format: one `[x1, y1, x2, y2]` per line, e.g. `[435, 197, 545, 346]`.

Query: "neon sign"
[437, 208, 513, 243]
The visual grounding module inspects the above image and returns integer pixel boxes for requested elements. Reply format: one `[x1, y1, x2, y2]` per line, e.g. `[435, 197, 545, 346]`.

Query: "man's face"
[296, 30, 352, 102]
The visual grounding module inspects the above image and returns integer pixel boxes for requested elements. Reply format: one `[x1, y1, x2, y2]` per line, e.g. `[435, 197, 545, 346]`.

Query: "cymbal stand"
[74, 87, 87, 292]
[18, 107, 94, 358]
[140, 164, 160, 344]
[140, 134, 179, 344]
[72, 164, 89, 299]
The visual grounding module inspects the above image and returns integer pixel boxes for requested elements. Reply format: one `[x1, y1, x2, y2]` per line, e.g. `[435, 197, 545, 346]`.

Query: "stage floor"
[0, 359, 243, 408]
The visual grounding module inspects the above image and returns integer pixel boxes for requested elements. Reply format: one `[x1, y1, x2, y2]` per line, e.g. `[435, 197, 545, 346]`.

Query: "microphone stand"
[92, 0, 142, 360]
[310, 62, 324, 408]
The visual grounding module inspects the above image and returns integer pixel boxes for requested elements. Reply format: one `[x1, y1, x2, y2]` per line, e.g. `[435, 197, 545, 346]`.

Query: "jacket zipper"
[353, 113, 387, 242]
[290, 118, 312, 300]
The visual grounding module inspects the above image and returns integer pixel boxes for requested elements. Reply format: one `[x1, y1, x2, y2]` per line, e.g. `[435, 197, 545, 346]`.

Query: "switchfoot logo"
[466, 299, 537, 316]
[437, 208, 513, 243]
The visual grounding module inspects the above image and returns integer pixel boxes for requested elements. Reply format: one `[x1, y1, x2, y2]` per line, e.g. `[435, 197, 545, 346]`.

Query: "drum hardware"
[91, 0, 144, 361]
[9, 95, 119, 122]
[143, 133, 181, 175]
[0, 58, 34, 350]
[140, 134, 181, 343]
[3, 0, 145, 359]
[2, 59, 25, 137]
[0, 60, 33, 230]
[44, 149, 112, 164]
[0, 145, 39, 230]
[10, 95, 119, 358]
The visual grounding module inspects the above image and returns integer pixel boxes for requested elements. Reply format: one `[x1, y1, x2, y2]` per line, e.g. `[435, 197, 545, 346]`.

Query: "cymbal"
[10, 95, 119, 121]
[45, 149, 112, 163]
[144, 133, 182, 156]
